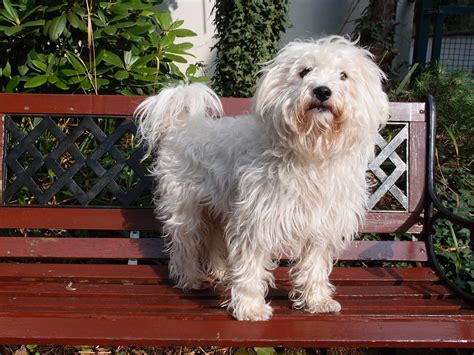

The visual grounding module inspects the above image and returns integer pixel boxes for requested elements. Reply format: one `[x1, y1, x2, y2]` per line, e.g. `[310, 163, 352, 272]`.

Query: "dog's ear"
[354, 49, 390, 130]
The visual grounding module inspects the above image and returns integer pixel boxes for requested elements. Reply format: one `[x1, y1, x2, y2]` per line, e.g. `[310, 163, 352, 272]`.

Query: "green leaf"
[22, 19, 45, 28]
[172, 28, 197, 37]
[167, 42, 193, 52]
[48, 13, 67, 42]
[110, 3, 129, 15]
[161, 32, 176, 47]
[102, 50, 124, 68]
[3, 0, 19, 23]
[254, 348, 276, 355]
[54, 78, 70, 90]
[31, 60, 47, 72]
[163, 53, 187, 63]
[3, 61, 11, 77]
[59, 69, 80, 77]
[65, 52, 86, 74]
[155, 11, 172, 30]
[169, 19, 184, 30]
[114, 70, 129, 80]
[24, 75, 49, 88]
[20, 5, 44, 22]
[131, 54, 156, 69]
[4, 25, 23, 36]
[47, 74, 58, 84]
[67, 12, 82, 29]
[185, 64, 196, 77]
[104, 25, 117, 35]
[5, 75, 20, 92]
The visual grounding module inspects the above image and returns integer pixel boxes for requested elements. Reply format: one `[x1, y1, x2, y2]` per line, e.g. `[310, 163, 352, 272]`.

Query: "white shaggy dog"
[136, 35, 389, 321]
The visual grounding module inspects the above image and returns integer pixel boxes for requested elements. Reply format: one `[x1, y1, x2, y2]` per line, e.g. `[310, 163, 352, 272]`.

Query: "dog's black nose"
[313, 86, 332, 102]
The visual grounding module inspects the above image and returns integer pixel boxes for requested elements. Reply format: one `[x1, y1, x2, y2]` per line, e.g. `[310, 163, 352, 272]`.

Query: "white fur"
[135, 36, 389, 321]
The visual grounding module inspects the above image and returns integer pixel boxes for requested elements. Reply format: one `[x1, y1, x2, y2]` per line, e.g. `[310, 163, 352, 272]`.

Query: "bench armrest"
[425, 95, 473, 302]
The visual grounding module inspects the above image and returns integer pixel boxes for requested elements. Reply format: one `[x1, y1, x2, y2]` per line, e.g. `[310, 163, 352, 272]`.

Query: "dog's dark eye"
[340, 72, 348, 81]
[299, 68, 312, 78]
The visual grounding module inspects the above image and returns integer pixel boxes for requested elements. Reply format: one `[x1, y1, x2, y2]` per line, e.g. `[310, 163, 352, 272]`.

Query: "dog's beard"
[289, 95, 346, 157]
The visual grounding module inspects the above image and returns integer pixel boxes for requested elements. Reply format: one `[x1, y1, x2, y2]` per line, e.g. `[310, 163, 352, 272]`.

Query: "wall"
[164, 0, 369, 74]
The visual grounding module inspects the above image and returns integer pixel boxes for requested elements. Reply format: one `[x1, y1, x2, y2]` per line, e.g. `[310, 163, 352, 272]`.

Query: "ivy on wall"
[212, 0, 289, 97]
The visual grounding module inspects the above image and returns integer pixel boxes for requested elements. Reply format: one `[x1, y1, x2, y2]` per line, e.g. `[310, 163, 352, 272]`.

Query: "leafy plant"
[0, 0, 205, 95]
[352, 0, 397, 73]
[212, 0, 289, 97]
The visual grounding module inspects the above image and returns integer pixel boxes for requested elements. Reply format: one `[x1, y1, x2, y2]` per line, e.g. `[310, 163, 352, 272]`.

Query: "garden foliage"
[212, 0, 289, 97]
[393, 66, 473, 293]
[0, 0, 204, 95]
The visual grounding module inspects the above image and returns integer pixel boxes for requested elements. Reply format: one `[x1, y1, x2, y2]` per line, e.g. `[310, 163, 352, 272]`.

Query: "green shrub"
[0, 0, 205, 95]
[212, 0, 289, 97]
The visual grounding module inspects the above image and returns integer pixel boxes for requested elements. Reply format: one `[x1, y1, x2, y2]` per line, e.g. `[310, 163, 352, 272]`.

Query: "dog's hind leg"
[202, 218, 228, 282]
[161, 196, 210, 290]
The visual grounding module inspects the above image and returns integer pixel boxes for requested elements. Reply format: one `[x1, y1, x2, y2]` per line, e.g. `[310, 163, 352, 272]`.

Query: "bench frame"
[0, 93, 472, 349]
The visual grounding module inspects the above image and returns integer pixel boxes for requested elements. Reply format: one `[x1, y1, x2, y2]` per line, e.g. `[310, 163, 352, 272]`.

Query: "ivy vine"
[212, 0, 289, 97]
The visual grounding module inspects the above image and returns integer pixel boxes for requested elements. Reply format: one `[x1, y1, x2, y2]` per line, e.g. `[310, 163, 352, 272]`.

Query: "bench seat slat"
[0, 282, 454, 299]
[2, 299, 471, 318]
[0, 237, 428, 261]
[0, 264, 439, 284]
[0, 315, 471, 348]
[1, 300, 469, 320]
[0, 207, 424, 233]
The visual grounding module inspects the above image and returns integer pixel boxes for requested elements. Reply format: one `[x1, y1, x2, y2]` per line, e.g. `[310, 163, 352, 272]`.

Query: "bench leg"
[226, 240, 276, 321]
[289, 243, 341, 313]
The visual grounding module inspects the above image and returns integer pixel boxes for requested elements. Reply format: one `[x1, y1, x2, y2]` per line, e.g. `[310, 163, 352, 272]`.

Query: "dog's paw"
[231, 301, 273, 321]
[305, 298, 341, 313]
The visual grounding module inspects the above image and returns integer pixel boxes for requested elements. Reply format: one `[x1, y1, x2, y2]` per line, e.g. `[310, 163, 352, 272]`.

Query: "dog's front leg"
[289, 242, 341, 313]
[225, 237, 275, 321]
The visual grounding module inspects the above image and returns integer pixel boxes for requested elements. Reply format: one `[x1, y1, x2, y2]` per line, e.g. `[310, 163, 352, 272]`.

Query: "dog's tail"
[135, 83, 223, 156]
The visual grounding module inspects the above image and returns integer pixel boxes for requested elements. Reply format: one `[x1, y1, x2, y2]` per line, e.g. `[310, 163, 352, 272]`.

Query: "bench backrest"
[0, 94, 429, 264]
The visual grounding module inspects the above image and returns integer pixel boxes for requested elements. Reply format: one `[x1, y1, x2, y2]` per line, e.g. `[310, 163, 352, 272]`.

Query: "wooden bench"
[0, 93, 472, 349]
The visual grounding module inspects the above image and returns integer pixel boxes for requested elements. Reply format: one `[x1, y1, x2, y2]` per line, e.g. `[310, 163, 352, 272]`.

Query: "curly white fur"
[135, 35, 389, 321]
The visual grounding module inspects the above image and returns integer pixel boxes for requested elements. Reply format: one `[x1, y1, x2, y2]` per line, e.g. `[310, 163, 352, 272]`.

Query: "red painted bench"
[0, 94, 472, 348]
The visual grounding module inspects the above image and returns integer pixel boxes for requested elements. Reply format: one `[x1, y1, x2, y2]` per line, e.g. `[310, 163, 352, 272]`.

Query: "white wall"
[282, 0, 368, 44]
[160, 0, 216, 75]
[164, 0, 369, 75]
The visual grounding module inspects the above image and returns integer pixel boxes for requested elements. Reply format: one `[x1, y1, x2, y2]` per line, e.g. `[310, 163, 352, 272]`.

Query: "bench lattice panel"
[3, 116, 408, 210]
[368, 124, 408, 211]
[3, 115, 152, 207]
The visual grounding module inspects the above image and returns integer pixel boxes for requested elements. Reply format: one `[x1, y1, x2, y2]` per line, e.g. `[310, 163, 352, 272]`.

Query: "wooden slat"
[0, 237, 428, 262]
[0, 264, 440, 284]
[0, 282, 454, 300]
[0, 94, 425, 122]
[0, 206, 424, 232]
[0, 237, 166, 259]
[0, 207, 159, 230]
[1, 298, 468, 318]
[361, 212, 424, 233]
[409, 122, 427, 212]
[1, 295, 471, 319]
[339, 240, 428, 262]
[0, 94, 252, 117]
[388, 102, 426, 122]
[0, 315, 471, 348]
[0, 115, 5, 205]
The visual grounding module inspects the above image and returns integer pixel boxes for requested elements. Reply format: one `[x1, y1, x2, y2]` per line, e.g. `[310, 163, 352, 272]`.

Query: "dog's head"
[253, 36, 389, 159]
